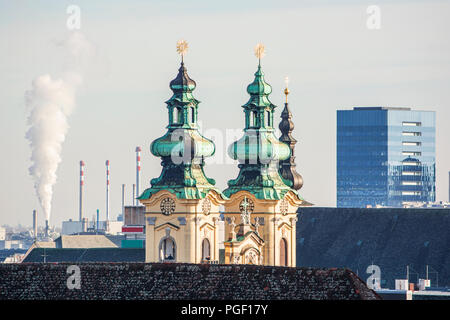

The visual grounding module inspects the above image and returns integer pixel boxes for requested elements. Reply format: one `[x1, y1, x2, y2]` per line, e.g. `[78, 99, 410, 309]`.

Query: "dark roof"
[22, 248, 145, 263]
[352, 107, 411, 111]
[296, 207, 450, 288]
[0, 263, 379, 300]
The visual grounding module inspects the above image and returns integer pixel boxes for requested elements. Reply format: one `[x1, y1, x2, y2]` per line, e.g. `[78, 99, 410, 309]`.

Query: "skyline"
[1, 0, 450, 226]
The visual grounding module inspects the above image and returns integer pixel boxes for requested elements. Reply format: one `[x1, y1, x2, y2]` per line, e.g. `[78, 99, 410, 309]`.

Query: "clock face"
[239, 198, 254, 214]
[202, 199, 211, 215]
[280, 199, 289, 215]
[160, 197, 176, 215]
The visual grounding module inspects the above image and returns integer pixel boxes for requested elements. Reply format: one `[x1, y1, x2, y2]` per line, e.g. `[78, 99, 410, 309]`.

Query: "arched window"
[280, 238, 288, 266]
[171, 108, 176, 124]
[173, 108, 179, 124]
[202, 238, 211, 261]
[175, 107, 182, 124]
[191, 107, 195, 123]
[266, 110, 271, 127]
[159, 237, 176, 262]
[252, 111, 258, 126]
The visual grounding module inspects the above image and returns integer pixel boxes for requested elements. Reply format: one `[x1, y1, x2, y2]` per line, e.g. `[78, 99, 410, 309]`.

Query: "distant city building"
[0, 240, 26, 249]
[401, 201, 450, 208]
[0, 227, 5, 241]
[337, 107, 435, 208]
[3, 253, 25, 263]
[61, 218, 123, 235]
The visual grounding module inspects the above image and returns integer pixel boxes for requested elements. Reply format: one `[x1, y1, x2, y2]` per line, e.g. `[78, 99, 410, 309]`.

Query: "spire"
[278, 78, 303, 190]
[224, 44, 302, 201]
[138, 40, 225, 201]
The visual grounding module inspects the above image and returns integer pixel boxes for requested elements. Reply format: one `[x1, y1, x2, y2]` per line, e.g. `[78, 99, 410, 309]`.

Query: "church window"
[191, 107, 195, 123]
[280, 238, 288, 266]
[201, 238, 211, 261]
[160, 237, 176, 261]
[175, 107, 182, 124]
[252, 111, 258, 127]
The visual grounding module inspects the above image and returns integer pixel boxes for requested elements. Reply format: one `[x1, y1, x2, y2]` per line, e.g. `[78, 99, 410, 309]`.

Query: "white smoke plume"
[25, 32, 93, 221]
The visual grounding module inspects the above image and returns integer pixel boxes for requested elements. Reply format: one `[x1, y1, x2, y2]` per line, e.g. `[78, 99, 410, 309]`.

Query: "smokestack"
[133, 183, 136, 206]
[122, 184, 125, 215]
[96, 209, 100, 232]
[33, 209, 37, 241]
[82, 217, 88, 233]
[105, 160, 110, 225]
[45, 219, 49, 238]
[136, 146, 141, 203]
[79, 160, 85, 221]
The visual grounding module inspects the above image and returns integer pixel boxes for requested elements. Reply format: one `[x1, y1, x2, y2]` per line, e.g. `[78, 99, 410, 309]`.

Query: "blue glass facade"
[337, 107, 435, 207]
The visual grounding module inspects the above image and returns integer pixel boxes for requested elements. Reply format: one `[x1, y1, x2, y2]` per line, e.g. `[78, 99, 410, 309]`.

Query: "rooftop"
[0, 263, 380, 300]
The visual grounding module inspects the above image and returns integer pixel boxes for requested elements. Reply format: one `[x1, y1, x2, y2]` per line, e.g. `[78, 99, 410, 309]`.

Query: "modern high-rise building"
[337, 107, 435, 208]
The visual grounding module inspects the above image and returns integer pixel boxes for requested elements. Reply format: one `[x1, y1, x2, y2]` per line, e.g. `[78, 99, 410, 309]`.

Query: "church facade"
[138, 41, 310, 267]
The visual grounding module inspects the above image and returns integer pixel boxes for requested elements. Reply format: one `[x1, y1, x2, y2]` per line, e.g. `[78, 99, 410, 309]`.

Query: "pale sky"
[1, 0, 449, 227]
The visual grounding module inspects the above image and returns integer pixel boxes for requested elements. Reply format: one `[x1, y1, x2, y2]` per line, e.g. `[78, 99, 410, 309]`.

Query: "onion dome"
[223, 44, 302, 201]
[138, 41, 225, 201]
[169, 62, 196, 93]
[278, 84, 303, 190]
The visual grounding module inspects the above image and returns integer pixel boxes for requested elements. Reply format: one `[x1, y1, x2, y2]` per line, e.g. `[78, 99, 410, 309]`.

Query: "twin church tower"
[138, 41, 310, 267]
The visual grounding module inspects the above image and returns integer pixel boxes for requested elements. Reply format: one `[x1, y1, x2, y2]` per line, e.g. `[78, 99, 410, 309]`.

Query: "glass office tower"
[337, 107, 435, 208]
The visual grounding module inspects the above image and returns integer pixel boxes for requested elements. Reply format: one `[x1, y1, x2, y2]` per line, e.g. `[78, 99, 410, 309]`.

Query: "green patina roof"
[244, 64, 274, 108]
[223, 63, 299, 201]
[138, 61, 226, 201]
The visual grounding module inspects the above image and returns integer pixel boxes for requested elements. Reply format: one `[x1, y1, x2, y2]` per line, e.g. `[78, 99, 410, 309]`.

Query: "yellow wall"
[140, 190, 224, 263]
[222, 191, 300, 267]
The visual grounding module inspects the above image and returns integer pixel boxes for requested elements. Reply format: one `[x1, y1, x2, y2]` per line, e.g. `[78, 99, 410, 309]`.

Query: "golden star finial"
[254, 43, 265, 64]
[176, 39, 188, 61]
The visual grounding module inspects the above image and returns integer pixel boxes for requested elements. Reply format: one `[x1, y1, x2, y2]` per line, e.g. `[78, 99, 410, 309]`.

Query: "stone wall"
[0, 263, 379, 300]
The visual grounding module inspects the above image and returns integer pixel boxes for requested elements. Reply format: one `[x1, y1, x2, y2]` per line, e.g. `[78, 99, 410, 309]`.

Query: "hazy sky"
[1, 0, 449, 227]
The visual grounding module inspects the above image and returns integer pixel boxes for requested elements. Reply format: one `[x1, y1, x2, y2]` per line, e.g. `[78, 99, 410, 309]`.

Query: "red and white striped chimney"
[79, 160, 85, 222]
[136, 146, 141, 205]
[105, 160, 110, 224]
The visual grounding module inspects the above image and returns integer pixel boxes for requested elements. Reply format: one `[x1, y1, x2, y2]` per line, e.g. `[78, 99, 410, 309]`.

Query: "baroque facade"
[139, 42, 310, 267]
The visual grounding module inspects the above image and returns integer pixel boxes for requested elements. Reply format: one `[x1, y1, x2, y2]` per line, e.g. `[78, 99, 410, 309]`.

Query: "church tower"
[279, 78, 304, 191]
[138, 40, 226, 264]
[222, 44, 310, 267]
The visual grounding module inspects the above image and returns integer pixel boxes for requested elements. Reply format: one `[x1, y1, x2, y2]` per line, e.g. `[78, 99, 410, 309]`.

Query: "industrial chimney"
[122, 184, 125, 216]
[44, 219, 49, 238]
[82, 217, 88, 233]
[133, 183, 136, 206]
[79, 160, 85, 221]
[32, 209, 37, 242]
[136, 146, 141, 202]
[105, 160, 110, 228]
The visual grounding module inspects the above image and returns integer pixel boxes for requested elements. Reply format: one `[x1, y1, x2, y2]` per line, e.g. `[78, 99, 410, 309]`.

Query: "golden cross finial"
[254, 43, 265, 64]
[284, 76, 290, 103]
[176, 39, 188, 61]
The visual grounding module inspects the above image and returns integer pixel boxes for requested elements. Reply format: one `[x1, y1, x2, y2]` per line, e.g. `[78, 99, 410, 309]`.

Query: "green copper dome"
[138, 60, 225, 201]
[223, 63, 300, 201]
[246, 65, 273, 106]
